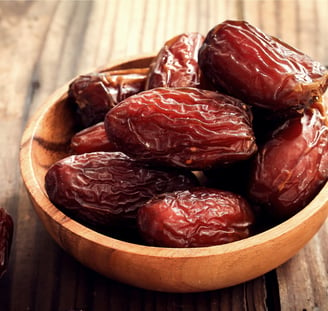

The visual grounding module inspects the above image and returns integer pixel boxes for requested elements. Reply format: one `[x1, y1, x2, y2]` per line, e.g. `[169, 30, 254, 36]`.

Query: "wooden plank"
[0, 2, 59, 310]
[277, 221, 328, 310]
[315, 0, 328, 65]
[277, 0, 298, 50]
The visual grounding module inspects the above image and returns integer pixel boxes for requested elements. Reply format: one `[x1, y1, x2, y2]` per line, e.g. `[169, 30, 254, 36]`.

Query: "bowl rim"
[20, 55, 328, 260]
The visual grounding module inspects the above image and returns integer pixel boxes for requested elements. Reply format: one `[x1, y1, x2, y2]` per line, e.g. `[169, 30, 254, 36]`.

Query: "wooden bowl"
[20, 55, 328, 293]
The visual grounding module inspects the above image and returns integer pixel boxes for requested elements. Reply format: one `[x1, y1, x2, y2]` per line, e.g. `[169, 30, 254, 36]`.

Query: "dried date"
[69, 68, 148, 127]
[70, 122, 117, 154]
[248, 104, 328, 220]
[145, 32, 204, 89]
[138, 188, 255, 247]
[0, 208, 13, 278]
[198, 20, 328, 111]
[45, 152, 198, 229]
[105, 87, 257, 169]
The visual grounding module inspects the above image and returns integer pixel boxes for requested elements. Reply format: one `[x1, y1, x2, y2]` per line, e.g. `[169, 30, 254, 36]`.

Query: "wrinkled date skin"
[198, 20, 328, 111]
[145, 32, 204, 89]
[0, 208, 13, 278]
[248, 105, 328, 220]
[105, 87, 257, 170]
[138, 188, 255, 247]
[69, 68, 148, 127]
[45, 152, 198, 229]
[70, 122, 117, 154]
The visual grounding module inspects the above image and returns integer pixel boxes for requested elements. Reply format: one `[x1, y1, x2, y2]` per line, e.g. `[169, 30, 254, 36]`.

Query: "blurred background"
[1, 0, 327, 116]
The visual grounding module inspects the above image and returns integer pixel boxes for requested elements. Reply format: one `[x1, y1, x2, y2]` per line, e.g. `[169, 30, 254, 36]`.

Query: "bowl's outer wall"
[20, 56, 328, 292]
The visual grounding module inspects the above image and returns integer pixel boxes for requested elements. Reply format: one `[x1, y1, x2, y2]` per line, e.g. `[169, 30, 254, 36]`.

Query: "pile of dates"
[45, 20, 328, 248]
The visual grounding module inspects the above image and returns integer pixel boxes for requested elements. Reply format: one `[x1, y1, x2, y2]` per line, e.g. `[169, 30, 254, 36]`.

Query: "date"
[70, 122, 117, 154]
[105, 87, 257, 169]
[0, 208, 13, 278]
[69, 68, 148, 127]
[248, 105, 328, 220]
[45, 152, 198, 229]
[138, 188, 255, 247]
[145, 32, 204, 89]
[198, 20, 328, 111]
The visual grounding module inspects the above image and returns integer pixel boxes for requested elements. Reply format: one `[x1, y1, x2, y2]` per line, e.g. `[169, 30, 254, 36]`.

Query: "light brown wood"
[20, 55, 328, 293]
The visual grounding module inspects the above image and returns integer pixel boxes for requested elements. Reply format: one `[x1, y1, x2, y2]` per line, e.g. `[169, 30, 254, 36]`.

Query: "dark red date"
[138, 188, 255, 247]
[70, 122, 117, 154]
[0, 208, 13, 278]
[45, 152, 198, 229]
[198, 20, 328, 111]
[69, 68, 148, 127]
[145, 32, 204, 89]
[105, 87, 257, 170]
[248, 105, 328, 220]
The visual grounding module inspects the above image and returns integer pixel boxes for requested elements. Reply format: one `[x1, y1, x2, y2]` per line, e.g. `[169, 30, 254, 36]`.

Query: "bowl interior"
[20, 55, 328, 292]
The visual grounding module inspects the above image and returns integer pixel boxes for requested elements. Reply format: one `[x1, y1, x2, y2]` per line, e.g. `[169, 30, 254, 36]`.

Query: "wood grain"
[0, 0, 327, 310]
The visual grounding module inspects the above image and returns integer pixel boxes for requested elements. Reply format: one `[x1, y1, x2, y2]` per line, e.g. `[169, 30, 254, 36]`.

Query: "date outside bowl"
[20, 55, 328, 293]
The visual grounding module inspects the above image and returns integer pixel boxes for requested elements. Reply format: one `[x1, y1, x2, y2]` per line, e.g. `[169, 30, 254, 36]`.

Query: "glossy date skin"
[145, 32, 204, 89]
[198, 20, 328, 111]
[138, 188, 255, 248]
[70, 122, 117, 154]
[45, 152, 198, 229]
[69, 68, 148, 127]
[248, 104, 328, 220]
[0, 208, 13, 278]
[105, 87, 257, 170]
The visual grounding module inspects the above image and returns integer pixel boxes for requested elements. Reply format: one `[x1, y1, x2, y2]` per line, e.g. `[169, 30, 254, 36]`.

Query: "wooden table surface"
[1, 1, 328, 310]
